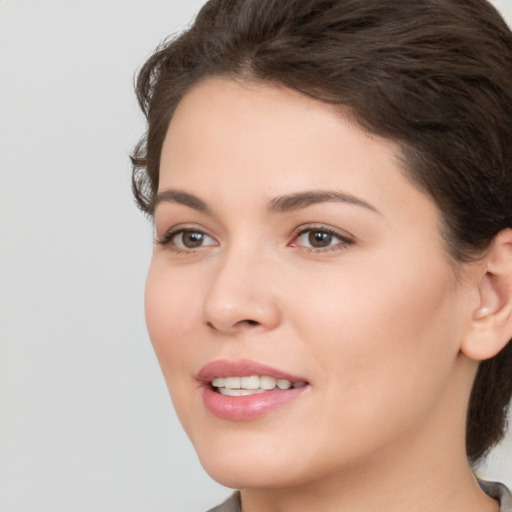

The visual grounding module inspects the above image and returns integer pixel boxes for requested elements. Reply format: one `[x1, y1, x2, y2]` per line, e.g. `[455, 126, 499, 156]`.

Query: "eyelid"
[155, 224, 218, 250]
[289, 224, 355, 251]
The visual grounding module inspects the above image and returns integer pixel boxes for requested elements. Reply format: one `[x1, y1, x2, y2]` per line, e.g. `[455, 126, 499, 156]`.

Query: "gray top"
[207, 491, 241, 512]
[480, 481, 512, 512]
[207, 481, 512, 512]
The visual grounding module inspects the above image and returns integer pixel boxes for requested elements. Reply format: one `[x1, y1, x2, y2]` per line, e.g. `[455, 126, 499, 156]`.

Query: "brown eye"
[180, 231, 206, 248]
[167, 230, 217, 250]
[308, 230, 333, 248]
[292, 227, 351, 251]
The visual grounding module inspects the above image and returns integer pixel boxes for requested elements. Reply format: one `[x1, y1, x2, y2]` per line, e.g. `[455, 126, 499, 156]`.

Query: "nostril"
[205, 318, 262, 332]
[239, 319, 259, 327]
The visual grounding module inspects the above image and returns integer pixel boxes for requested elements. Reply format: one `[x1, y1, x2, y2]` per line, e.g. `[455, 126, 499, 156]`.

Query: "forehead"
[161, 77, 400, 195]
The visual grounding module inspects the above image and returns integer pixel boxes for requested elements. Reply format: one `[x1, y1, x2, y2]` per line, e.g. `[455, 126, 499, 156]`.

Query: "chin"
[200, 455, 302, 490]
[190, 431, 305, 489]
[190, 425, 352, 492]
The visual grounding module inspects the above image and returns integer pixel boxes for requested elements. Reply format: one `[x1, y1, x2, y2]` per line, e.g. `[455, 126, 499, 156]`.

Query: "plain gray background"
[0, 1, 511, 511]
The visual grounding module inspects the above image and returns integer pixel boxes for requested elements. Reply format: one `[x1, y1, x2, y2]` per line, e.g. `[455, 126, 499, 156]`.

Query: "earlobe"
[462, 229, 512, 361]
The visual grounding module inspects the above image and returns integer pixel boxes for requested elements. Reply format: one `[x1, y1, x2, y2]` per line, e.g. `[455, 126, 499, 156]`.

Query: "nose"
[202, 249, 281, 335]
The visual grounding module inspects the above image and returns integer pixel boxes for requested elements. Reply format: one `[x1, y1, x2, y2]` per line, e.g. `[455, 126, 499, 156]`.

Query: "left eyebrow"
[152, 189, 211, 215]
[268, 190, 381, 215]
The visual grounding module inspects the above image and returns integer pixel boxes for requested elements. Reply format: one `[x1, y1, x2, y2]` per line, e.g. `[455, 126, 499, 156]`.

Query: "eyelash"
[290, 225, 354, 253]
[156, 225, 354, 253]
[156, 227, 216, 252]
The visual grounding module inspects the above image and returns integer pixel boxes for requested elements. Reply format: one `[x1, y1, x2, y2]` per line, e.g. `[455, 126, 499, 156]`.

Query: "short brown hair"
[131, 0, 512, 464]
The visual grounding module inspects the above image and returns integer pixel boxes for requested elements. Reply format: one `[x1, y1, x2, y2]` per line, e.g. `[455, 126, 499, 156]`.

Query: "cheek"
[287, 257, 463, 416]
[144, 262, 201, 372]
[144, 262, 207, 430]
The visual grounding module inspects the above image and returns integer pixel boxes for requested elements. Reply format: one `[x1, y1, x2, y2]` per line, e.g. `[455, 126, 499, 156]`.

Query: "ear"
[461, 229, 512, 361]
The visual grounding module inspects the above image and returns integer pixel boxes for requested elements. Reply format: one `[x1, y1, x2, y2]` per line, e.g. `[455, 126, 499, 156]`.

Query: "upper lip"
[197, 359, 308, 384]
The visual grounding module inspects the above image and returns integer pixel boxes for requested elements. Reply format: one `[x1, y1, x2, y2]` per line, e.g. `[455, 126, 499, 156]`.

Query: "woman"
[131, 0, 512, 510]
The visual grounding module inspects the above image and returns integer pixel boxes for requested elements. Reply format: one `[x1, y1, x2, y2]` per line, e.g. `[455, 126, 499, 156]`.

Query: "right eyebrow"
[152, 189, 211, 215]
[268, 189, 381, 215]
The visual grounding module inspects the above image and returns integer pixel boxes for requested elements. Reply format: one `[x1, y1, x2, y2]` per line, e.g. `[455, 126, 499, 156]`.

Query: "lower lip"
[201, 385, 308, 420]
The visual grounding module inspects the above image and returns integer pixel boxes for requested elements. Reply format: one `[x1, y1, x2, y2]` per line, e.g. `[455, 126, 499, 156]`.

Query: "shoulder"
[480, 480, 512, 512]
[206, 491, 242, 512]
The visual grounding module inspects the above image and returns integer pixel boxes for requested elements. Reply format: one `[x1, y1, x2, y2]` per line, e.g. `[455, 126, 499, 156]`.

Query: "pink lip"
[198, 359, 310, 421]
[198, 359, 306, 382]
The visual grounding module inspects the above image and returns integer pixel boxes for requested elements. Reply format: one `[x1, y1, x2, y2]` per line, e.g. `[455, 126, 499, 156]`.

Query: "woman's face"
[145, 78, 478, 489]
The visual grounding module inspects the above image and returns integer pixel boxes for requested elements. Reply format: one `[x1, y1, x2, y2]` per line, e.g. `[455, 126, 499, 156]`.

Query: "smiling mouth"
[211, 375, 308, 396]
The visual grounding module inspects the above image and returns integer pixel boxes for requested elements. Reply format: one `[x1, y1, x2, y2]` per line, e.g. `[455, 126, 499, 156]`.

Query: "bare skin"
[146, 77, 512, 512]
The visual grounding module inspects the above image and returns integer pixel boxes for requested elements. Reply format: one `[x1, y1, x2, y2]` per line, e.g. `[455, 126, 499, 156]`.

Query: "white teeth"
[211, 375, 305, 392]
[277, 379, 292, 390]
[241, 389, 265, 396]
[240, 375, 260, 389]
[260, 376, 277, 390]
[219, 388, 266, 396]
[211, 377, 224, 387]
[223, 376, 241, 389]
